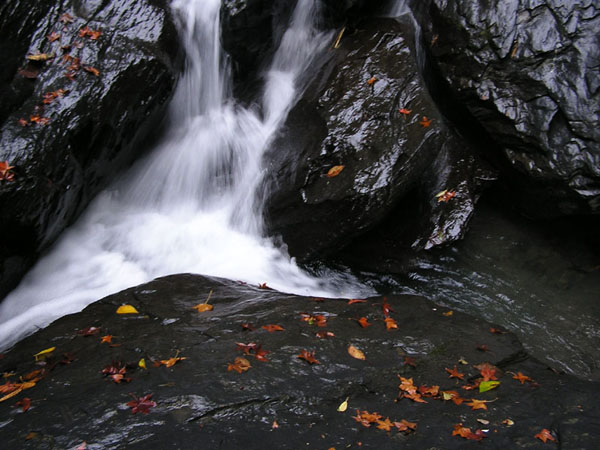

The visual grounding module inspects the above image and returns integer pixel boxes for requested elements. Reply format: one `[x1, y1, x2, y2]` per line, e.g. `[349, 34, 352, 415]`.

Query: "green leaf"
[479, 381, 500, 393]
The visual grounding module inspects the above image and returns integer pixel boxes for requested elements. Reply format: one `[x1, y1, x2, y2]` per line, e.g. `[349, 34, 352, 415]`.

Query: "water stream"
[0, 0, 371, 351]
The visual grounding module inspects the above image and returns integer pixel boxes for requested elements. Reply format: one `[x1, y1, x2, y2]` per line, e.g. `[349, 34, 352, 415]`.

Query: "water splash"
[0, 0, 371, 351]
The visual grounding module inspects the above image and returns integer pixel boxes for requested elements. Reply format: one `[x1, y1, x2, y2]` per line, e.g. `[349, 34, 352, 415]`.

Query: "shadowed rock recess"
[0, 0, 180, 298]
[426, 0, 600, 217]
[0, 274, 598, 448]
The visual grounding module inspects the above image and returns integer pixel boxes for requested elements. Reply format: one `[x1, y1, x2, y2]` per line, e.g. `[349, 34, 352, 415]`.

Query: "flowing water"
[0, 0, 371, 351]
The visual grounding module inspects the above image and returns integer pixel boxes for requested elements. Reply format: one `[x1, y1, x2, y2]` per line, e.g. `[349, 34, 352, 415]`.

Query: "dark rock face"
[262, 17, 493, 260]
[427, 0, 600, 217]
[1, 274, 598, 448]
[0, 0, 180, 298]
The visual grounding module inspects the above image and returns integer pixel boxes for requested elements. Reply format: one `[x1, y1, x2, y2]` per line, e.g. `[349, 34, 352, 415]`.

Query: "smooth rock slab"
[0, 274, 598, 448]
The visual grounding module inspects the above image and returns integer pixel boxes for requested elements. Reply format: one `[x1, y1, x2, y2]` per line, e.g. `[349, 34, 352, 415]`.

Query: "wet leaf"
[534, 428, 555, 443]
[77, 326, 100, 336]
[298, 349, 320, 365]
[403, 356, 416, 367]
[83, 66, 100, 76]
[0, 161, 15, 181]
[357, 317, 372, 328]
[441, 390, 465, 405]
[367, 76, 377, 85]
[262, 324, 284, 333]
[228, 357, 251, 373]
[26, 52, 55, 61]
[376, 417, 394, 431]
[445, 365, 464, 380]
[0, 388, 23, 402]
[16, 397, 31, 412]
[159, 356, 187, 368]
[272, 420, 279, 429]
[258, 282, 269, 289]
[475, 363, 499, 381]
[453, 424, 486, 441]
[127, 393, 156, 414]
[477, 419, 490, 425]
[300, 313, 327, 327]
[327, 165, 345, 178]
[193, 303, 213, 312]
[398, 377, 417, 395]
[511, 371, 533, 384]
[382, 298, 394, 317]
[100, 335, 113, 344]
[347, 345, 365, 360]
[398, 108, 412, 116]
[33, 347, 55, 361]
[47, 32, 61, 42]
[29, 115, 50, 125]
[502, 419, 514, 426]
[479, 380, 500, 393]
[394, 419, 417, 432]
[18, 66, 41, 79]
[477, 344, 490, 352]
[466, 399, 489, 410]
[442, 310, 453, 317]
[42, 89, 68, 105]
[347, 299, 367, 305]
[436, 190, 456, 203]
[254, 345, 269, 362]
[419, 116, 433, 127]
[79, 27, 102, 40]
[116, 304, 139, 314]
[138, 358, 146, 370]
[384, 317, 398, 330]
[337, 397, 349, 412]
[59, 13, 74, 24]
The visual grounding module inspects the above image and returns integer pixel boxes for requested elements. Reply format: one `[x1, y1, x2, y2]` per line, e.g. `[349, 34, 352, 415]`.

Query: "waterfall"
[0, 0, 371, 351]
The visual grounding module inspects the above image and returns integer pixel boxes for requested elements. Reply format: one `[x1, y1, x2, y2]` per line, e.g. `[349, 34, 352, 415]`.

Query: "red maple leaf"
[127, 393, 156, 414]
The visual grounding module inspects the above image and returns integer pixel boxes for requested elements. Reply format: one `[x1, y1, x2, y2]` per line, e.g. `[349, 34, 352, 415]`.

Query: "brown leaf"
[59, 13, 74, 24]
[347, 345, 365, 360]
[298, 349, 320, 365]
[445, 365, 464, 380]
[367, 76, 377, 85]
[262, 324, 284, 332]
[419, 116, 433, 127]
[466, 399, 488, 410]
[159, 356, 187, 368]
[126, 393, 156, 414]
[228, 357, 251, 373]
[357, 317, 372, 328]
[327, 165, 345, 178]
[47, 32, 61, 42]
[83, 66, 100, 76]
[384, 317, 398, 330]
[534, 428, 555, 443]
[16, 397, 31, 412]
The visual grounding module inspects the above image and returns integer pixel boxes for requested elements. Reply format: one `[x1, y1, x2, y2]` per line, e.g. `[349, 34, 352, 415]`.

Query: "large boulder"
[426, 0, 600, 217]
[0, 273, 598, 448]
[262, 17, 493, 260]
[0, 0, 180, 298]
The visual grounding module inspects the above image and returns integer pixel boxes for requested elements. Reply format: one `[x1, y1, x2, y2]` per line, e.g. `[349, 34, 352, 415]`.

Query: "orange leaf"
[466, 399, 488, 410]
[394, 419, 417, 432]
[100, 335, 113, 344]
[48, 32, 61, 42]
[367, 76, 377, 85]
[403, 392, 427, 403]
[375, 417, 393, 431]
[436, 190, 457, 203]
[382, 298, 394, 317]
[16, 397, 31, 412]
[327, 165, 345, 178]
[193, 303, 213, 312]
[262, 324, 284, 332]
[398, 376, 417, 395]
[298, 349, 320, 365]
[83, 66, 100, 76]
[347, 299, 367, 305]
[420, 116, 433, 127]
[228, 357, 251, 373]
[511, 371, 533, 384]
[452, 424, 486, 441]
[357, 317, 372, 328]
[384, 317, 398, 330]
[534, 428, 555, 443]
[159, 356, 186, 368]
[445, 365, 464, 380]
[347, 345, 365, 360]
[398, 108, 412, 116]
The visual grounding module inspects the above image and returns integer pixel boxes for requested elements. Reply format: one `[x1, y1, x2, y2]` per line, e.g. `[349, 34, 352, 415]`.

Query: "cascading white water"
[0, 0, 372, 351]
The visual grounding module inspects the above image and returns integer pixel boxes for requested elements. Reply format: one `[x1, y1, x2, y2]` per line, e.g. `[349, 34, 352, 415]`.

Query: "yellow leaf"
[116, 304, 139, 314]
[347, 345, 365, 360]
[337, 397, 349, 412]
[26, 52, 55, 61]
[443, 311, 453, 317]
[33, 346, 55, 361]
[327, 165, 345, 178]
[138, 358, 146, 370]
[193, 303, 214, 312]
[0, 387, 23, 402]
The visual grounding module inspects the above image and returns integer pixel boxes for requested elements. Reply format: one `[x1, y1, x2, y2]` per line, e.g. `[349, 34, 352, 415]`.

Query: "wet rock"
[262, 17, 492, 260]
[0, 0, 180, 298]
[426, 0, 600, 217]
[0, 273, 598, 449]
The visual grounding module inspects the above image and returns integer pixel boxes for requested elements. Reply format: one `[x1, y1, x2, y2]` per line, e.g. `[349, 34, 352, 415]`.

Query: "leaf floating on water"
[33, 347, 56, 361]
[59, 13, 74, 24]
[347, 345, 365, 360]
[116, 304, 139, 314]
[327, 165, 345, 178]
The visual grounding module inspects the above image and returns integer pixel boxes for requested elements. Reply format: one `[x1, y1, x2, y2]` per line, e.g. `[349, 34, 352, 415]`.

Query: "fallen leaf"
[442, 311, 453, 317]
[25, 432, 38, 440]
[398, 377, 417, 395]
[475, 363, 499, 381]
[127, 393, 156, 414]
[298, 349, 320, 365]
[236, 342, 258, 355]
[466, 399, 489, 410]
[228, 357, 251, 373]
[403, 356, 416, 367]
[347, 345, 365, 360]
[138, 358, 146, 370]
[29, 115, 50, 125]
[18, 65, 41, 79]
[436, 190, 457, 203]
[327, 165, 345, 178]
[262, 324, 284, 332]
[384, 317, 398, 330]
[367, 76, 377, 85]
[479, 380, 500, 393]
[445, 365, 464, 380]
[83, 66, 100, 76]
[0, 161, 15, 181]
[511, 371, 533, 384]
[441, 390, 465, 405]
[403, 392, 427, 403]
[347, 299, 367, 304]
[381, 298, 394, 317]
[394, 419, 417, 432]
[452, 424, 486, 441]
[357, 317, 372, 328]
[59, 13, 74, 24]
[254, 345, 270, 362]
[316, 331, 335, 339]
[300, 313, 327, 327]
[159, 356, 187, 368]
[116, 304, 139, 314]
[337, 397, 349, 412]
[33, 347, 56, 361]
[502, 419, 514, 426]
[477, 419, 490, 425]
[48, 32, 61, 42]
[100, 335, 113, 344]
[193, 303, 213, 312]
[26, 52, 55, 62]
[534, 428, 555, 443]
[77, 326, 100, 336]
[418, 385, 439, 397]
[420, 116, 433, 127]
[0, 387, 23, 402]
[241, 323, 255, 331]
[272, 420, 279, 429]
[376, 417, 394, 431]
[79, 27, 102, 40]
[398, 108, 412, 116]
